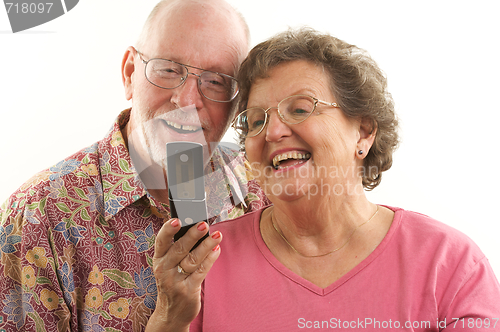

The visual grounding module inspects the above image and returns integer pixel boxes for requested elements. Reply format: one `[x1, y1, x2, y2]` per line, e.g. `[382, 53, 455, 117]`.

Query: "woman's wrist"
[145, 308, 191, 332]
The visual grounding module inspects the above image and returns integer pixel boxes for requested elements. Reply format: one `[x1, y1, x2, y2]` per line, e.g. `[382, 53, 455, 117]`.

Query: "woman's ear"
[356, 118, 377, 159]
[121, 46, 136, 101]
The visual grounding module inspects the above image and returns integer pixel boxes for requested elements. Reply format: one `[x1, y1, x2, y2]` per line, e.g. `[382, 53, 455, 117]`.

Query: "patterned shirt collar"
[97, 109, 147, 221]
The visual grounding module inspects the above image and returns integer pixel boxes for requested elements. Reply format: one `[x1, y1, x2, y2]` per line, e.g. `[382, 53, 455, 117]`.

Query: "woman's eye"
[250, 119, 265, 129]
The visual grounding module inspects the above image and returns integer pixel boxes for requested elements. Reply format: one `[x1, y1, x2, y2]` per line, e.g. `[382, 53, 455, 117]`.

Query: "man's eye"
[205, 77, 226, 87]
[207, 79, 224, 86]
[159, 68, 181, 75]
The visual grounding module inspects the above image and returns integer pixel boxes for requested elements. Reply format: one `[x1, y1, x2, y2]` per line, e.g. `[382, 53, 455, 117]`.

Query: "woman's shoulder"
[393, 206, 475, 239]
[207, 208, 268, 263]
[388, 205, 486, 265]
[383, 207, 500, 318]
[210, 207, 266, 236]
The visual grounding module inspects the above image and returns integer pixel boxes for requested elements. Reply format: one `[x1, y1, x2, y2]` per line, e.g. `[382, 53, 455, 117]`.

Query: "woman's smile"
[272, 150, 311, 170]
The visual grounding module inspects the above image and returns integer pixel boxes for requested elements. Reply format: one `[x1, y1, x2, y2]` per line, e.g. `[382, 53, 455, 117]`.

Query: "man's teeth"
[272, 152, 311, 168]
[166, 121, 200, 132]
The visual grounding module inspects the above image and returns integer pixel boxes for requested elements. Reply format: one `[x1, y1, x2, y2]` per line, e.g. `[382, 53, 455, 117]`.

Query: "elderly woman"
[148, 28, 500, 332]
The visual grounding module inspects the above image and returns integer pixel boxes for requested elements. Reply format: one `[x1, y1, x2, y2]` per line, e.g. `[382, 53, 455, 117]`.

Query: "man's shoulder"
[214, 143, 244, 165]
[2, 141, 102, 208]
[3, 110, 130, 205]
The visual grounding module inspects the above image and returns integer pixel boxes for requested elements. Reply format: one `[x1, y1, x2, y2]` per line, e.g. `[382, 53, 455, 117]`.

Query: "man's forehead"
[143, 4, 246, 75]
[143, 36, 240, 75]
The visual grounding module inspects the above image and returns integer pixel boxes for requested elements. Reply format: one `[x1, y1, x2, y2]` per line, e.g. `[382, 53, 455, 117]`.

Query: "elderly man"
[0, 0, 269, 330]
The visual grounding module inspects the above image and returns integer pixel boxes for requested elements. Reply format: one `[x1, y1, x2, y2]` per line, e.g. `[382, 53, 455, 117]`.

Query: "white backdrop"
[1, 1, 499, 277]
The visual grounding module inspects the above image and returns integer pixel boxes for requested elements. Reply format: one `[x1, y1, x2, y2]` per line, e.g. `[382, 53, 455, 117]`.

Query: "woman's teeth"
[272, 152, 311, 169]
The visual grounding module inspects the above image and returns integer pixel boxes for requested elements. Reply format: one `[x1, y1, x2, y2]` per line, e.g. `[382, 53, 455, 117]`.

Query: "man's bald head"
[136, 0, 250, 70]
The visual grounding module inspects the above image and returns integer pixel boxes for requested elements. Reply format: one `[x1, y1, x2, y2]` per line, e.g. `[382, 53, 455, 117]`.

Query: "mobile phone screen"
[166, 142, 209, 250]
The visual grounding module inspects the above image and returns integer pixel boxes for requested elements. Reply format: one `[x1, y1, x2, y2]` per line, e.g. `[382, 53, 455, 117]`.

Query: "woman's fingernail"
[211, 231, 221, 239]
[171, 219, 180, 227]
[212, 244, 220, 252]
[197, 222, 207, 231]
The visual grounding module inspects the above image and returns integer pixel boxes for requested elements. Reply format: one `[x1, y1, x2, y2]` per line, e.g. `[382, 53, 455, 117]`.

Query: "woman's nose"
[264, 110, 292, 142]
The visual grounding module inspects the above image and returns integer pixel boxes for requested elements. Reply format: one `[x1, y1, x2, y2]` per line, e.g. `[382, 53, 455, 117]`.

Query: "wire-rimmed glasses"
[232, 94, 339, 138]
[135, 48, 239, 103]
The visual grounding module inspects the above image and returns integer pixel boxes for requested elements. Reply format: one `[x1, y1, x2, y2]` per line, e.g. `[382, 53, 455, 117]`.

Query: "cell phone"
[166, 142, 209, 250]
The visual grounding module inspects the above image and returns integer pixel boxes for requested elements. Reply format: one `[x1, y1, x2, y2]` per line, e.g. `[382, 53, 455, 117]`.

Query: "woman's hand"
[145, 219, 222, 332]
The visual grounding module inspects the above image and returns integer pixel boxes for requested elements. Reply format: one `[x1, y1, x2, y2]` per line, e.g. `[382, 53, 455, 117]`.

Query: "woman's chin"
[261, 178, 320, 203]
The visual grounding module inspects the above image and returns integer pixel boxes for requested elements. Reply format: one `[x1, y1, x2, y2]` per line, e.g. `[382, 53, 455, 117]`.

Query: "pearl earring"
[358, 150, 364, 155]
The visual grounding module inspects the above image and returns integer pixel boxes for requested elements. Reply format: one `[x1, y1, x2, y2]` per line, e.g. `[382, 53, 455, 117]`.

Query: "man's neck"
[146, 188, 171, 204]
[137, 165, 170, 204]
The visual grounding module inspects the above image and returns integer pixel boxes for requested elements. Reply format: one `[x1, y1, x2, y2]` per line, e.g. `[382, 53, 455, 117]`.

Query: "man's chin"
[149, 141, 213, 170]
[146, 126, 228, 169]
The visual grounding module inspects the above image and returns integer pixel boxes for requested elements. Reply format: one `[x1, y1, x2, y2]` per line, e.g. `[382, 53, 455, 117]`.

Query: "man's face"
[124, 4, 246, 167]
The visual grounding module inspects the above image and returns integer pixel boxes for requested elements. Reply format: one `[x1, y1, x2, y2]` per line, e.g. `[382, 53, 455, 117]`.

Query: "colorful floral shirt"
[0, 109, 270, 331]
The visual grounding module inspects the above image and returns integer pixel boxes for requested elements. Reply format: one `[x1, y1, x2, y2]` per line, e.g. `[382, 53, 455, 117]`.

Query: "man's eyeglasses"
[232, 94, 339, 138]
[135, 48, 239, 103]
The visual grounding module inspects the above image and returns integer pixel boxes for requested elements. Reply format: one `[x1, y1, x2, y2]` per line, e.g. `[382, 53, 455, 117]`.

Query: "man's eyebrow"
[148, 52, 236, 76]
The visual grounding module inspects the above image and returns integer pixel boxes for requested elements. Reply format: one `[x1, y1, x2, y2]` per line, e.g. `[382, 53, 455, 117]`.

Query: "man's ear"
[356, 118, 377, 158]
[122, 46, 136, 101]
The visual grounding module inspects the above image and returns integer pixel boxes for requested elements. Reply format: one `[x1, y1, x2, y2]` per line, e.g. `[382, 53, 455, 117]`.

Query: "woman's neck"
[270, 195, 376, 250]
[260, 202, 394, 288]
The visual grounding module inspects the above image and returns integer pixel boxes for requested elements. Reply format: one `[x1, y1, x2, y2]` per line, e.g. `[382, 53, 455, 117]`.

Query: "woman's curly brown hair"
[236, 27, 399, 190]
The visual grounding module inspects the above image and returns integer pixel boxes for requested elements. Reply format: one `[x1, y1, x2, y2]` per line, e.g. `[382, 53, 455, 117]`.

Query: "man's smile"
[165, 120, 203, 134]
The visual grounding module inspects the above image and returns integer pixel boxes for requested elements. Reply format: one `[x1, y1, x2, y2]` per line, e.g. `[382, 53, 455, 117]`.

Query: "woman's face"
[244, 60, 365, 203]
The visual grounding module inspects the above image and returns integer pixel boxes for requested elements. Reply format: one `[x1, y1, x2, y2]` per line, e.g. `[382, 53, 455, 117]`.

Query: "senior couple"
[1, 0, 498, 331]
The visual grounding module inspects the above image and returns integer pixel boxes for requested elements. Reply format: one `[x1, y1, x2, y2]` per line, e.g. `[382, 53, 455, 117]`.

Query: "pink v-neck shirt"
[191, 206, 500, 331]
